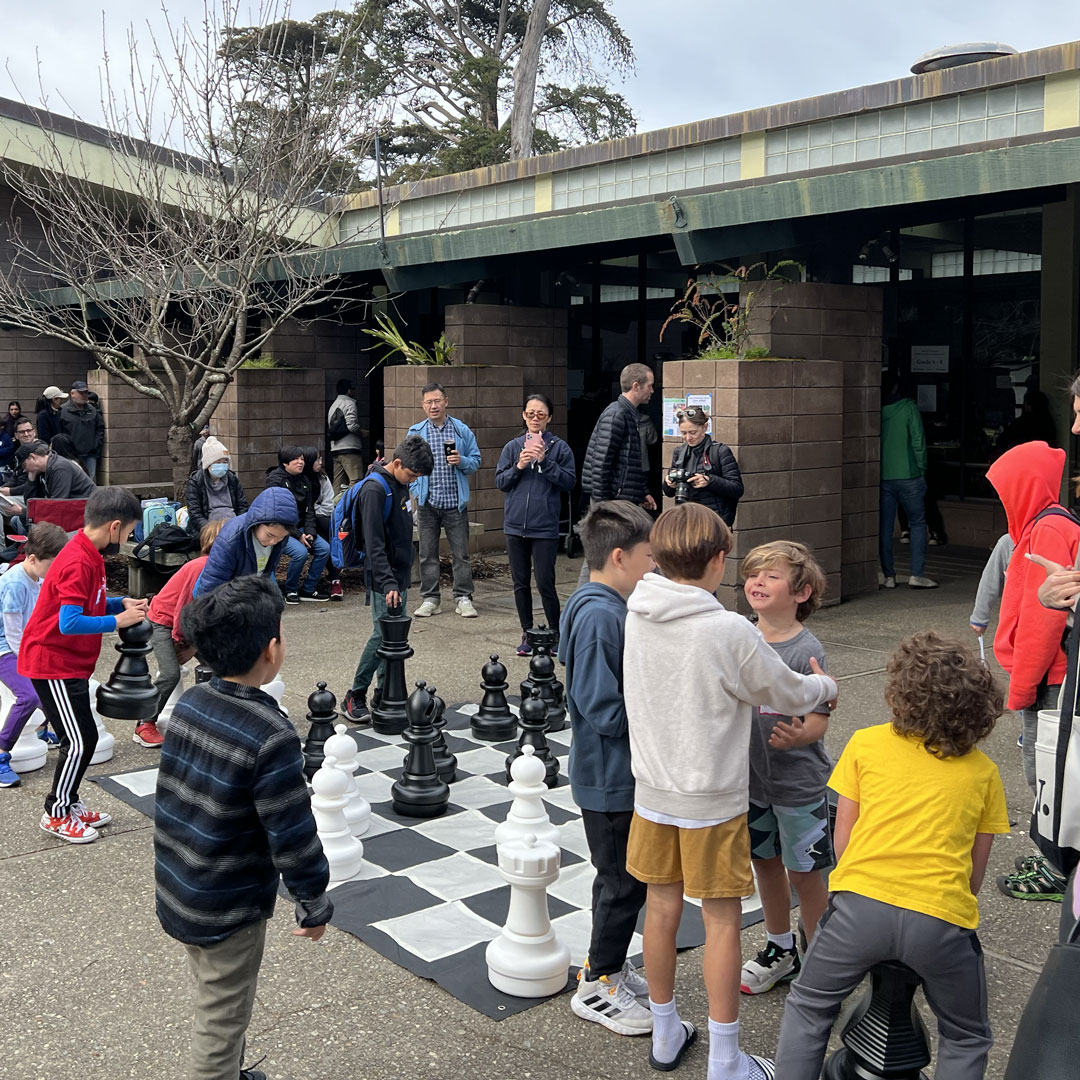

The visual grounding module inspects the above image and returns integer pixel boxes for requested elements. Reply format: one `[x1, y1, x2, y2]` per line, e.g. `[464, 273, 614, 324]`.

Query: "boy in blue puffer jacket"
[194, 487, 299, 597]
[558, 499, 656, 1038]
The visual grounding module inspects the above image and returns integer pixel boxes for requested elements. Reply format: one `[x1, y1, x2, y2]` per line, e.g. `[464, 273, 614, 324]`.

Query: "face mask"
[209, 462, 229, 479]
[102, 528, 121, 556]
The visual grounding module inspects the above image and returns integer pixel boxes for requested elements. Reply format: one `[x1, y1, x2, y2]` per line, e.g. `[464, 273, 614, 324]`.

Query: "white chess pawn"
[486, 832, 570, 997]
[323, 724, 371, 837]
[2, 679, 47, 773]
[311, 754, 364, 883]
[87, 679, 114, 765]
[494, 744, 559, 849]
[156, 665, 190, 734]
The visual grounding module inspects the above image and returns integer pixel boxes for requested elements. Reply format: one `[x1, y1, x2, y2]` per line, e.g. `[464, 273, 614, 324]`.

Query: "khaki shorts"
[626, 811, 753, 900]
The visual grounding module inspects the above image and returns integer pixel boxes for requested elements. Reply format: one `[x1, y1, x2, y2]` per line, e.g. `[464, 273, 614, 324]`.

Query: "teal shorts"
[748, 797, 833, 873]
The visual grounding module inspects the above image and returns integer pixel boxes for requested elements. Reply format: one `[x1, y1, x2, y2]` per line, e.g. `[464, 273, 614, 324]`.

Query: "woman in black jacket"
[265, 445, 330, 603]
[185, 436, 248, 534]
[661, 405, 743, 526]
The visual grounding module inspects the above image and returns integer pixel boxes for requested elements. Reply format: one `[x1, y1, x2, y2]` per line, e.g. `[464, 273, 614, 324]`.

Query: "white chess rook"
[486, 832, 571, 998]
[494, 745, 559, 849]
[311, 754, 365, 883]
[323, 723, 371, 837]
[88, 678, 114, 765]
[1, 682, 47, 773]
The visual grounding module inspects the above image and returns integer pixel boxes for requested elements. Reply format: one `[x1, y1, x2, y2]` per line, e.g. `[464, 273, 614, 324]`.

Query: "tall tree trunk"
[167, 423, 195, 502]
[510, 0, 551, 159]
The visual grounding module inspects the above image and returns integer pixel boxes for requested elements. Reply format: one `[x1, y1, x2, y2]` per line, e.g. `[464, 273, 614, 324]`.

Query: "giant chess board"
[93, 701, 765, 1019]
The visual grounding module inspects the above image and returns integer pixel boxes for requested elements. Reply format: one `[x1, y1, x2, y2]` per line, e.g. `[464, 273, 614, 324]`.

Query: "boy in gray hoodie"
[623, 504, 837, 1080]
[559, 500, 655, 1037]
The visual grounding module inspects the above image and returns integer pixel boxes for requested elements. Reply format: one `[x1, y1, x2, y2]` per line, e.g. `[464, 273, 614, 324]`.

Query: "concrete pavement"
[0, 545, 1054, 1080]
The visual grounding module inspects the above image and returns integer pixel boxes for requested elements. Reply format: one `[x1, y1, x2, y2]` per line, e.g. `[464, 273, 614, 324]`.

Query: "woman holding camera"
[496, 393, 577, 656]
[662, 405, 743, 526]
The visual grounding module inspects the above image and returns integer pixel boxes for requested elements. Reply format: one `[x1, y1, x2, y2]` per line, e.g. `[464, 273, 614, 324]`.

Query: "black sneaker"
[284, 592, 300, 605]
[299, 591, 329, 603]
[341, 690, 370, 724]
[740, 942, 800, 994]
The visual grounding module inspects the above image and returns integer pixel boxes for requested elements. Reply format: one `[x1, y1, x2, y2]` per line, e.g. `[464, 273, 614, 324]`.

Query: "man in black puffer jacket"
[577, 363, 657, 584]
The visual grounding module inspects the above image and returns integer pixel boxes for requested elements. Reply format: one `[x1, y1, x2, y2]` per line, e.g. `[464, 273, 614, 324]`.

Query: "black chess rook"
[427, 685, 458, 784]
[473, 654, 516, 741]
[392, 682, 450, 818]
[96, 619, 160, 723]
[371, 598, 413, 735]
[302, 682, 338, 781]
[506, 688, 559, 789]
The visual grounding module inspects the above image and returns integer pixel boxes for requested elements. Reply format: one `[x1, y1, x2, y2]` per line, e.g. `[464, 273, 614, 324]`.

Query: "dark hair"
[886, 631, 1003, 758]
[25, 522, 68, 561]
[301, 445, 320, 479]
[84, 486, 141, 528]
[180, 575, 284, 677]
[336, 378, 353, 395]
[524, 393, 553, 418]
[277, 444, 306, 467]
[49, 434, 80, 462]
[650, 502, 732, 579]
[8, 401, 20, 412]
[14, 417, 33, 431]
[393, 433, 435, 474]
[421, 382, 446, 398]
[580, 500, 653, 570]
[675, 405, 709, 426]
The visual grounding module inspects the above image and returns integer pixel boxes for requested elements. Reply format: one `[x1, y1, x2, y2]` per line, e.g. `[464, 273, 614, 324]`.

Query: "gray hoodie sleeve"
[970, 533, 1014, 628]
[734, 628, 837, 716]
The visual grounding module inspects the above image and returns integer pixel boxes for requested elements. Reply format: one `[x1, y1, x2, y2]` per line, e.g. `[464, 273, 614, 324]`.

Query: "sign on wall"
[663, 394, 713, 438]
[910, 345, 949, 373]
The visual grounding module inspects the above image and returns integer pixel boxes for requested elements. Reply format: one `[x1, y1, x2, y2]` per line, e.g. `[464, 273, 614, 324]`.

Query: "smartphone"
[524, 432, 542, 453]
[443, 440, 456, 460]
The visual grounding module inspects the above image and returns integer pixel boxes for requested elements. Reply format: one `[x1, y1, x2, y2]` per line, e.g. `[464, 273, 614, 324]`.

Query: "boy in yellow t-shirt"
[775, 631, 1010, 1080]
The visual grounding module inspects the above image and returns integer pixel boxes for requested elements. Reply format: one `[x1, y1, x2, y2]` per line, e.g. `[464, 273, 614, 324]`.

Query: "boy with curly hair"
[774, 631, 1010, 1080]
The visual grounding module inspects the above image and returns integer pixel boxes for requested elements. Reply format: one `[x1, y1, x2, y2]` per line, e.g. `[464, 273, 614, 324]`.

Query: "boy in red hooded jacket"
[986, 440, 1076, 901]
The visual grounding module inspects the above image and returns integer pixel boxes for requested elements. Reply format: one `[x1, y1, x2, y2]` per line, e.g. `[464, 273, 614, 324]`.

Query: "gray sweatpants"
[775, 892, 992, 1080]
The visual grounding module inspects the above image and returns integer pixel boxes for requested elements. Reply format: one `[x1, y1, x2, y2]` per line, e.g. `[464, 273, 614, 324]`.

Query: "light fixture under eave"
[911, 43, 1018, 75]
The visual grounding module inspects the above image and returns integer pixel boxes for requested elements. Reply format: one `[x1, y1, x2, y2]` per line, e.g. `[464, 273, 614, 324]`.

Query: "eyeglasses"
[676, 406, 708, 422]
[523, 411, 549, 420]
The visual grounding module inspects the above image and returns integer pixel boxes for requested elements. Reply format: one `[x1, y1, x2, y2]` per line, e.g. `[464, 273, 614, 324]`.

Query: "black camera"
[667, 466, 691, 504]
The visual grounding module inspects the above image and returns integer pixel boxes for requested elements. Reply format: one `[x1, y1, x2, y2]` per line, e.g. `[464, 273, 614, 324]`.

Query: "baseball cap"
[70, 379, 89, 392]
[15, 442, 47, 463]
[42, 385, 68, 401]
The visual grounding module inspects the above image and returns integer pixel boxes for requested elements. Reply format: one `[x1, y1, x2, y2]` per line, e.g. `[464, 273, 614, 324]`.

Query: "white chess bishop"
[311, 754, 364, 883]
[494, 744, 559, 849]
[323, 723, 371, 837]
[486, 832, 570, 998]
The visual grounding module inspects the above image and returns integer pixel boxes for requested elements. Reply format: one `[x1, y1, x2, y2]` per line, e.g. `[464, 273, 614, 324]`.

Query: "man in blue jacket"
[407, 382, 481, 619]
[194, 487, 298, 597]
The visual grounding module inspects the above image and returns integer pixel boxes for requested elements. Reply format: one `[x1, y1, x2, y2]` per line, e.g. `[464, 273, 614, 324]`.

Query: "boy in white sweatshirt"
[623, 504, 837, 1080]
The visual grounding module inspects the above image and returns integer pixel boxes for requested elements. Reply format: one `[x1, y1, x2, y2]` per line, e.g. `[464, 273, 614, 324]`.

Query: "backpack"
[328, 406, 349, 441]
[132, 522, 199, 572]
[330, 472, 393, 570]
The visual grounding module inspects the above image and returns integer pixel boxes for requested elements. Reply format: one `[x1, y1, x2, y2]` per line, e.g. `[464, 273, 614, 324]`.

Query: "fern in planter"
[363, 312, 456, 375]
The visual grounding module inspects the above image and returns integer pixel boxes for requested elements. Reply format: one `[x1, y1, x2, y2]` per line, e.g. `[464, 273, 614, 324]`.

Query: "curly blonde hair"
[741, 541, 826, 622]
[885, 631, 1004, 758]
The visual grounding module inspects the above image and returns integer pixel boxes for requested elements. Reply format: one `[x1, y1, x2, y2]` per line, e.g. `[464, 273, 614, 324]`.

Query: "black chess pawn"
[96, 619, 160, 723]
[519, 644, 566, 732]
[392, 682, 450, 818]
[505, 687, 559, 789]
[371, 598, 413, 735]
[425, 685, 458, 784]
[302, 682, 338, 781]
[472, 654, 516, 741]
[194, 665, 214, 685]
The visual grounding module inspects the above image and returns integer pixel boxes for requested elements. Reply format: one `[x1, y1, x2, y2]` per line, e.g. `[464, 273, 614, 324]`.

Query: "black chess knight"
[426, 685, 457, 784]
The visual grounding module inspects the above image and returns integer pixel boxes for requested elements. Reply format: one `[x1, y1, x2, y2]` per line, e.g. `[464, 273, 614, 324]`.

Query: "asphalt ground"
[0, 544, 1056, 1080]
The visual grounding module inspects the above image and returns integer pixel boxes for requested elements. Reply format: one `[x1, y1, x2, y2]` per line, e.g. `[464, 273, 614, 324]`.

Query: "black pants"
[506, 535, 561, 633]
[582, 809, 647, 977]
[32, 677, 97, 817]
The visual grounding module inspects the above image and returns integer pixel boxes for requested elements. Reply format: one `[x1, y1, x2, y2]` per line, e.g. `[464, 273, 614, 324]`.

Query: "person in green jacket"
[879, 374, 937, 590]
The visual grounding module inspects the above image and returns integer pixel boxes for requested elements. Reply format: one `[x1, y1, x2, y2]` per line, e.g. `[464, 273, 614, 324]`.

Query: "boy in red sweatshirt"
[986, 440, 1079, 900]
[19, 487, 148, 843]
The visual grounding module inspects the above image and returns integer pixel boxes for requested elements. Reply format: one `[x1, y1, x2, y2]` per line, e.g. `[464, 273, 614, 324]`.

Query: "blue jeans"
[80, 455, 98, 483]
[281, 533, 330, 595]
[880, 477, 927, 579]
[352, 587, 407, 694]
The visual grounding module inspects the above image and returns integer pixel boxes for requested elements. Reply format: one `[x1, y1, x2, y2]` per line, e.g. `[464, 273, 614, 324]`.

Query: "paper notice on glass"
[662, 398, 681, 438]
[916, 384, 937, 412]
[911, 345, 949, 373]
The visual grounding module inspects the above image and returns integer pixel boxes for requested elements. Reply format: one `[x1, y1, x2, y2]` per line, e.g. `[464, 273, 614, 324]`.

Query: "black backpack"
[133, 523, 199, 572]
[328, 407, 349, 441]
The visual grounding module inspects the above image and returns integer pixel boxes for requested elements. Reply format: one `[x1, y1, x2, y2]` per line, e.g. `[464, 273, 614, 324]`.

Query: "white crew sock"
[708, 1018, 743, 1079]
[649, 997, 684, 1064]
[767, 930, 795, 951]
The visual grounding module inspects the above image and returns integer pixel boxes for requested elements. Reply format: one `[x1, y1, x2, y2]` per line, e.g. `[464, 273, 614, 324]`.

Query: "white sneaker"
[571, 971, 653, 1035]
[908, 575, 938, 589]
[740, 942, 800, 995]
[615, 959, 650, 998]
[413, 599, 441, 617]
[877, 572, 896, 589]
[456, 597, 478, 618]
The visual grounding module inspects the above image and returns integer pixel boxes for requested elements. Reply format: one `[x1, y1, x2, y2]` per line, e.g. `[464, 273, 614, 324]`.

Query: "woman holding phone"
[496, 393, 577, 656]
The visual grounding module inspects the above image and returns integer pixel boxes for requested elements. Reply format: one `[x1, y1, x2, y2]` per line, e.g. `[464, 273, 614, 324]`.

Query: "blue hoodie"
[193, 487, 299, 597]
[557, 582, 634, 812]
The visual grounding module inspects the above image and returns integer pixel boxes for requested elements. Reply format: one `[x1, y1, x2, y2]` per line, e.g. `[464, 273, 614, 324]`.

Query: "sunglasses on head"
[676, 406, 708, 422]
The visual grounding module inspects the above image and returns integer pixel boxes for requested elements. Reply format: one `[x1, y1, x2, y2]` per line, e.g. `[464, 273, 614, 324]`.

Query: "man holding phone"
[407, 382, 482, 619]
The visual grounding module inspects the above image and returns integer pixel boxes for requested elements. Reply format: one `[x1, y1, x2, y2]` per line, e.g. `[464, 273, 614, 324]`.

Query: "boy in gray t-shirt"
[739, 542, 833, 996]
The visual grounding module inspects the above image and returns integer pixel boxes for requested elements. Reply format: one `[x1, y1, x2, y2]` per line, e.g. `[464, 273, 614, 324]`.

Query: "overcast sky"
[4, 1, 1080, 135]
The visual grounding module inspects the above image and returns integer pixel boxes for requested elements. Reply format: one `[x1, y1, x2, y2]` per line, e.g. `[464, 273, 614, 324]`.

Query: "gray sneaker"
[908, 575, 938, 589]
[413, 599, 441, 617]
[571, 971, 653, 1035]
[456, 597, 478, 618]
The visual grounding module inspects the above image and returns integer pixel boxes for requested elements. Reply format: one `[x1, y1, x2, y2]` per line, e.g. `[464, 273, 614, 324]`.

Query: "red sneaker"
[330, 579, 344, 601]
[133, 721, 164, 747]
[40, 812, 99, 844]
[71, 800, 112, 828]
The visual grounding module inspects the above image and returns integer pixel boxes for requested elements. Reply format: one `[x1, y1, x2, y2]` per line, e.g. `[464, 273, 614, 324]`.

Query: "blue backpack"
[330, 472, 393, 570]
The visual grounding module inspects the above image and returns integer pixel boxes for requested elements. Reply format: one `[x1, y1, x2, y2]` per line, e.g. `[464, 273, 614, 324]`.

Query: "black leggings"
[506, 535, 560, 633]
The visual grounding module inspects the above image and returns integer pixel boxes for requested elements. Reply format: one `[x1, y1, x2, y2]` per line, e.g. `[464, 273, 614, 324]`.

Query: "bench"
[409, 521, 485, 586]
[120, 539, 198, 598]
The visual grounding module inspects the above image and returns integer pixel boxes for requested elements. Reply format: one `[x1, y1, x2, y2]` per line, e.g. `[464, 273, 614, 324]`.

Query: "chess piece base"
[391, 776, 450, 818]
[486, 929, 571, 998]
[471, 715, 516, 742]
[372, 707, 408, 736]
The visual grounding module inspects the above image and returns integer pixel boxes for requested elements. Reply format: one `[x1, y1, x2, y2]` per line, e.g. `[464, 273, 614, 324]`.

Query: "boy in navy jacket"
[558, 499, 656, 1037]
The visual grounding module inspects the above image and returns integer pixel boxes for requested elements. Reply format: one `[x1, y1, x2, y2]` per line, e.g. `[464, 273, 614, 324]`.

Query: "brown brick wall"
[0, 332, 95, 424]
[87, 370, 173, 487]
